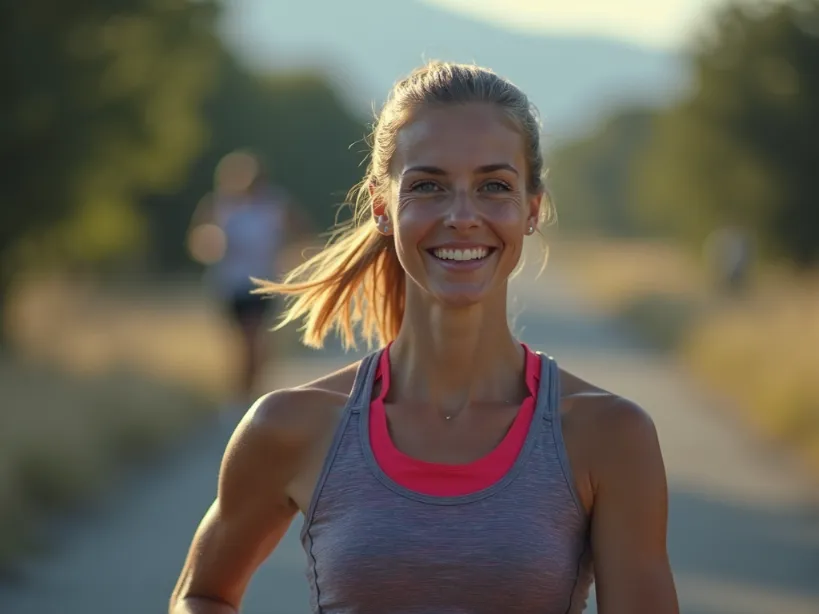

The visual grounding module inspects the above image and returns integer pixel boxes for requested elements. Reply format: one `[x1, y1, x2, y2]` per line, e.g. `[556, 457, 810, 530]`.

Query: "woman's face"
[379, 103, 541, 308]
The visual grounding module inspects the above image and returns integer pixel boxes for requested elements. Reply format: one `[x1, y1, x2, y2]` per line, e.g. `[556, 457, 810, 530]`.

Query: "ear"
[525, 192, 543, 234]
[369, 182, 393, 236]
[369, 182, 386, 217]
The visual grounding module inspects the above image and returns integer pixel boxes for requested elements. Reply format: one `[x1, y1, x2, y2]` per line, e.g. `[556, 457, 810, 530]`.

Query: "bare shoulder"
[559, 368, 658, 446]
[222, 359, 364, 513]
[558, 369, 664, 508]
[236, 359, 361, 455]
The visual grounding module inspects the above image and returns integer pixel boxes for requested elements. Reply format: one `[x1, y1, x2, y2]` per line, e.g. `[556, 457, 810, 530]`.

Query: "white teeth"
[432, 247, 490, 261]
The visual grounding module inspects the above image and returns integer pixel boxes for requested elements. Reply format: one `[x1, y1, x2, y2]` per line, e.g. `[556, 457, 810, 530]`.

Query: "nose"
[444, 189, 481, 231]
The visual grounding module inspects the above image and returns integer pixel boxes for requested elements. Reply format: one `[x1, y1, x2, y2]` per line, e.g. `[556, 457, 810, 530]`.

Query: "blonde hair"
[253, 61, 553, 350]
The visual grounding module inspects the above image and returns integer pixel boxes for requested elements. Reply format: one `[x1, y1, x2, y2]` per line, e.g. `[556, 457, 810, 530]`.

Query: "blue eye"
[482, 180, 512, 192]
[410, 181, 441, 192]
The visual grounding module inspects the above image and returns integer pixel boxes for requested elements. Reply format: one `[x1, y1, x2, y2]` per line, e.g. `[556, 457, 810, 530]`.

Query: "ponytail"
[252, 191, 406, 350]
[255, 60, 550, 350]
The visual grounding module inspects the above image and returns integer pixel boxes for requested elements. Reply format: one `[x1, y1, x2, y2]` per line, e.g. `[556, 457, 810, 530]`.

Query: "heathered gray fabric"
[299, 349, 594, 614]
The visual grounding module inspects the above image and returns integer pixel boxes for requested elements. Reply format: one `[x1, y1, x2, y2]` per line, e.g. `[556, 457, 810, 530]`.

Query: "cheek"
[482, 199, 527, 230]
[394, 198, 438, 235]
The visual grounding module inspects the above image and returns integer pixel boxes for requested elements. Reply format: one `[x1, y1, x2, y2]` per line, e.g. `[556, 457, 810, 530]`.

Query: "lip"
[425, 243, 498, 251]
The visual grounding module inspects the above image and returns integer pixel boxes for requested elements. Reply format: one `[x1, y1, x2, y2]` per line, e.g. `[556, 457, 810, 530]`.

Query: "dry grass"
[0, 275, 243, 571]
[552, 237, 708, 310]
[4, 275, 237, 398]
[559, 237, 819, 477]
[0, 241, 320, 570]
[683, 285, 819, 474]
[0, 355, 215, 570]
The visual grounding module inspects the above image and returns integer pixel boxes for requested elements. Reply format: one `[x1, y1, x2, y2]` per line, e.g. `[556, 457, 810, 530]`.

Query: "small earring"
[378, 215, 391, 232]
[526, 222, 535, 235]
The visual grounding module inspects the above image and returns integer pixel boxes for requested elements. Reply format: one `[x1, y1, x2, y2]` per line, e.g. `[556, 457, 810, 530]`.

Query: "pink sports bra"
[368, 344, 541, 497]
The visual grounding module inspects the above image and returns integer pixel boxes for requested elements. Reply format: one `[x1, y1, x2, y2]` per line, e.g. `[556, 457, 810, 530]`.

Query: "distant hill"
[220, 0, 689, 142]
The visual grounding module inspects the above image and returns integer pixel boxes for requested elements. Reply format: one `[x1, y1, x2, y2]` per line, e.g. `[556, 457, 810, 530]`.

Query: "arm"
[169, 391, 312, 614]
[187, 193, 226, 265]
[591, 399, 679, 614]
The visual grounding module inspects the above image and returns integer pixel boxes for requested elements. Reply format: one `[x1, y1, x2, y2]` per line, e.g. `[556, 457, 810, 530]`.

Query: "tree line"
[4, 0, 817, 325]
[1, 0, 367, 312]
[550, 1, 819, 269]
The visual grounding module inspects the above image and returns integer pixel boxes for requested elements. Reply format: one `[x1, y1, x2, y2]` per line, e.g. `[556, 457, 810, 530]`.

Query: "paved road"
[2, 263, 818, 614]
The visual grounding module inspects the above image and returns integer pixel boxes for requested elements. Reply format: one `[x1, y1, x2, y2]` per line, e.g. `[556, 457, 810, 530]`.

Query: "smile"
[429, 247, 495, 262]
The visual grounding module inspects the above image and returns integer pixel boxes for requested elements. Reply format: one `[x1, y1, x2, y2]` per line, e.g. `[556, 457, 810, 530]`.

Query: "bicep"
[171, 407, 301, 609]
[591, 402, 679, 614]
[190, 194, 217, 229]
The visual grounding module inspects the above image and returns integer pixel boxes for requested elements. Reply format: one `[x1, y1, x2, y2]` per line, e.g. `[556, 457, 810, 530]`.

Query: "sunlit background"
[2, 1, 818, 613]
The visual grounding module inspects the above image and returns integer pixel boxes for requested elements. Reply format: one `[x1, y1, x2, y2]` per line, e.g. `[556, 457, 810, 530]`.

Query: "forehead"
[393, 103, 525, 173]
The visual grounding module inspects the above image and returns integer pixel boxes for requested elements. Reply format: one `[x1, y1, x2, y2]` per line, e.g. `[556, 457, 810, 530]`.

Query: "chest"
[383, 402, 521, 464]
[305, 491, 589, 613]
[220, 205, 282, 244]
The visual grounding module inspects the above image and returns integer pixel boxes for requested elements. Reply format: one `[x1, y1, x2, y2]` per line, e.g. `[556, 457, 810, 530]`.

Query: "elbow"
[170, 589, 238, 614]
[168, 586, 190, 614]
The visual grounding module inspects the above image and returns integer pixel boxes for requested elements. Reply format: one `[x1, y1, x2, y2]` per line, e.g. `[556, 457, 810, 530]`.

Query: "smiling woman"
[169, 61, 679, 614]
[387, 102, 544, 308]
[246, 62, 553, 350]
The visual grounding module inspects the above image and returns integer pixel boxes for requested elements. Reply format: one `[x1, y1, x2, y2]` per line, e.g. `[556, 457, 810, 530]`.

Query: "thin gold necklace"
[440, 402, 468, 422]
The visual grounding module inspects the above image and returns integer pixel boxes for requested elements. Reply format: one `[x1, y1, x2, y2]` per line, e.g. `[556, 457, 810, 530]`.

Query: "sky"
[421, 0, 759, 49]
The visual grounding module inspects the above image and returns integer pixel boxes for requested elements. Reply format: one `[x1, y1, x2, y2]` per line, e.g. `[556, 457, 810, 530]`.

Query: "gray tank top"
[300, 349, 594, 613]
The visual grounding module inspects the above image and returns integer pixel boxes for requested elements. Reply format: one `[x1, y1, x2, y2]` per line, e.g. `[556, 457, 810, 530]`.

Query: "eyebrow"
[403, 163, 519, 176]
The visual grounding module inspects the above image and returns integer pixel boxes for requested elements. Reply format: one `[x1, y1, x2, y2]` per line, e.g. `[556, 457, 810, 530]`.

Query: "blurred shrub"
[565, 237, 819, 478]
[1, 1, 222, 295]
[0, 357, 215, 573]
[5, 276, 235, 399]
[684, 287, 819, 472]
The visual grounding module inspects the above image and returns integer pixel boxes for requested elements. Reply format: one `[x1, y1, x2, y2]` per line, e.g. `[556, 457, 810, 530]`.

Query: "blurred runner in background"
[187, 150, 298, 410]
[703, 225, 753, 297]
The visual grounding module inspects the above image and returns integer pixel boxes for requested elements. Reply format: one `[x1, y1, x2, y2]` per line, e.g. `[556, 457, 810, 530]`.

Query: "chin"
[428, 285, 493, 309]
[439, 295, 484, 309]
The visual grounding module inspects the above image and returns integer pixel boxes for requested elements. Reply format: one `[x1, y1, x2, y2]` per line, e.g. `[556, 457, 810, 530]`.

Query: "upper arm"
[190, 193, 216, 229]
[590, 399, 679, 614]
[169, 391, 316, 612]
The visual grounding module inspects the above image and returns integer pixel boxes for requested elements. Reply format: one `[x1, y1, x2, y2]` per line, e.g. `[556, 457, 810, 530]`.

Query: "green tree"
[633, 1, 819, 266]
[1, 1, 221, 286]
[548, 107, 656, 236]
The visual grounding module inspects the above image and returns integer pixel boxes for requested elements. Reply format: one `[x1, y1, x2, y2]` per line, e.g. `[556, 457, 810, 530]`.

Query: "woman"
[171, 62, 679, 613]
[187, 151, 290, 408]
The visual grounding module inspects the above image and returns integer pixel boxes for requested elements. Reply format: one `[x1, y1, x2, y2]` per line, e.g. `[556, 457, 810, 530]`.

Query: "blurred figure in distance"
[703, 225, 753, 297]
[187, 150, 295, 410]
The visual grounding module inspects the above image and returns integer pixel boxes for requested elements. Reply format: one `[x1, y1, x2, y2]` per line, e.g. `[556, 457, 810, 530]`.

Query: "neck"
[389, 287, 526, 413]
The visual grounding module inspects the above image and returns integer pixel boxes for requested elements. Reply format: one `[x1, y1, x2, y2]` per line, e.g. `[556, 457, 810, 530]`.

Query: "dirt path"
[1, 264, 817, 614]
